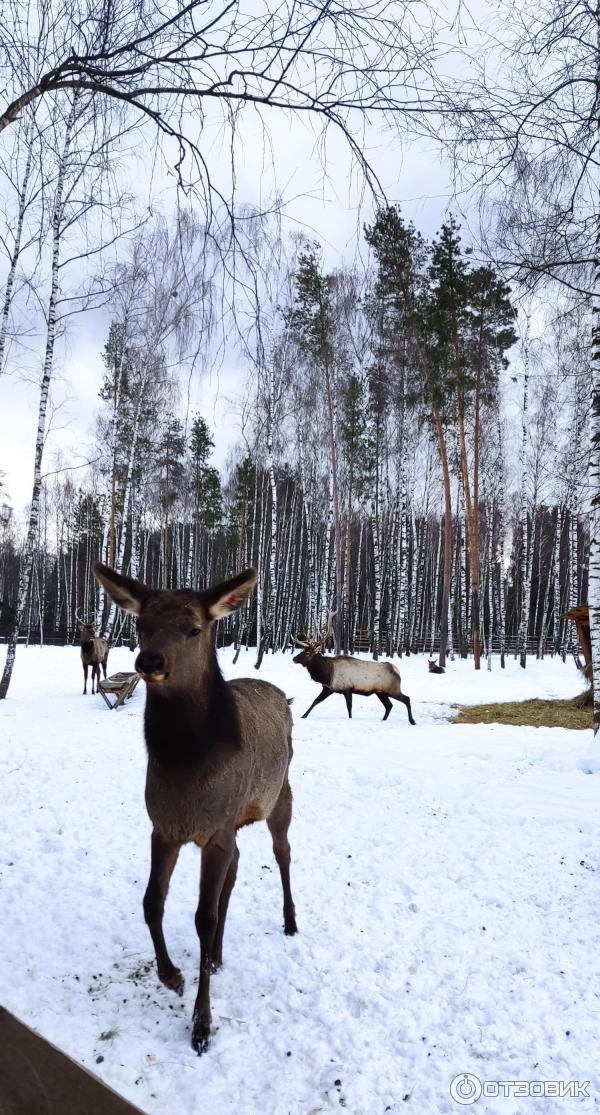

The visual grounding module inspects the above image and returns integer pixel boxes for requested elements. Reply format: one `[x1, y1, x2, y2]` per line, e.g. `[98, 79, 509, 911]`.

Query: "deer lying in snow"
[428, 659, 445, 674]
[292, 616, 416, 724]
[76, 615, 109, 694]
[93, 562, 297, 1056]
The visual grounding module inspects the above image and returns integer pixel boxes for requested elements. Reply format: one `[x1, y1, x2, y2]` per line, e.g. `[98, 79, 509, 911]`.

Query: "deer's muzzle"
[136, 651, 168, 682]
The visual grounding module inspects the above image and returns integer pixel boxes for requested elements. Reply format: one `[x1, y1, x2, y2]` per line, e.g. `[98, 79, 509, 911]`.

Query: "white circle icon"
[450, 1074, 482, 1105]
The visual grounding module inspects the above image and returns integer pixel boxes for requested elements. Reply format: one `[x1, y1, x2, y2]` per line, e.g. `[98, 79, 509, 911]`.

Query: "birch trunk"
[518, 366, 531, 668]
[589, 209, 600, 734]
[552, 507, 563, 654]
[323, 360, 343, 651]
[370, 432, 382, 659]
[0, 99, 77, 699]
[256, 430, 277, 669]
[0, 121, 34, 376]
[352, 517, 364, 650]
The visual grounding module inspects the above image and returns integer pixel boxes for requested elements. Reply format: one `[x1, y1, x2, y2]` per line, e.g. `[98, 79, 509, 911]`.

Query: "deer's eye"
[188, 627, 202, 638]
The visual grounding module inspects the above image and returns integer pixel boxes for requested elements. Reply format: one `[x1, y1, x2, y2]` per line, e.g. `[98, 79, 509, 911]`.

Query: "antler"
[290, 634, 309, 648]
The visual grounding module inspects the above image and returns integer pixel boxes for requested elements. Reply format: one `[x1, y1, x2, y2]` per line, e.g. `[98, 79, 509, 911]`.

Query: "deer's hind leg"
[143, 831, 183, 995]
[211, 841, 240, 971]
[394, 693, 416, 725]
[267, 776, 297, 937]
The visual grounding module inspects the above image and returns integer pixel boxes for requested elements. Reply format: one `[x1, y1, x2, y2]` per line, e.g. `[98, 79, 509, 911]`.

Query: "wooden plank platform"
[98, 671, 140, 710]
[0, 1006, 145, 1114]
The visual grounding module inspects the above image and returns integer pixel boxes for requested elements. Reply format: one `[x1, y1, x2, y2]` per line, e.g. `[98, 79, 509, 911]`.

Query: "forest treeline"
[0, 210, 590, 668]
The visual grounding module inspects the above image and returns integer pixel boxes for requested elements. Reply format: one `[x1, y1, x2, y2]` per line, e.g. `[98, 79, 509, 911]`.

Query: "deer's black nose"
[136, 651, 166, 677]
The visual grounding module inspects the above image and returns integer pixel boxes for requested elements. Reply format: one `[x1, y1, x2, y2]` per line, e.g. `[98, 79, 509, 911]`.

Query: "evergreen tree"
[427, 218, 516, 668]
[156, 417, 186, 588]
[288, 243, 344, 649]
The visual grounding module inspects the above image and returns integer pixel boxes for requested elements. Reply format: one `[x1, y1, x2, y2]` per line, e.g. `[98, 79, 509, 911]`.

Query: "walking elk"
[93, 562, 297, 1055]
[292, 615, 416, 724]
[76, 615, 109, 694]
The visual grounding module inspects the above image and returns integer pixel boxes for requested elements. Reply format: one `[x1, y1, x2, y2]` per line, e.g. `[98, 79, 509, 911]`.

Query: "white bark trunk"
[589, 213, 600, 733]
[0, 123, 34, 376]
[0, 99, 77, 698]
[518, 364, 530, 668]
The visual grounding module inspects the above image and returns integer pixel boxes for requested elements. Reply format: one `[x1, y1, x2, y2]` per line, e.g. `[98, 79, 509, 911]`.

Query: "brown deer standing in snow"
[93, 562, 297, 1055]
[292, 615, 415, 724]
[76, 615, 109, 694]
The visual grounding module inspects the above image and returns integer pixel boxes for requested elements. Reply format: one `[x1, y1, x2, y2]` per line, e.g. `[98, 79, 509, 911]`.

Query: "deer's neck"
[143, 661, 240, 770]
[308, 655, 333, 686]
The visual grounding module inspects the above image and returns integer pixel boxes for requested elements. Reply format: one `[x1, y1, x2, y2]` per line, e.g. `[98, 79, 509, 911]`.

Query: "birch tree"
[0, 0, 452, 229]
[0, 112, 43, 375]
[0, 96, 80, 697]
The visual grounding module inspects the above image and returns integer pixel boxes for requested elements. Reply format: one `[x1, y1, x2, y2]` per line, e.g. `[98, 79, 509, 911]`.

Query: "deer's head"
[291, 611, 336, 666]
[291, 638, 323, 667]
[76, 614, 96, 644]
[93, 563, 256, 690]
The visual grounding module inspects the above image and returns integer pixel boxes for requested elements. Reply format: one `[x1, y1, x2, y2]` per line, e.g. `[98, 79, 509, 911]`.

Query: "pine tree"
[365, 207, 455, 666]
[156, 417, 186, 588]
[288, 244, 343, 650]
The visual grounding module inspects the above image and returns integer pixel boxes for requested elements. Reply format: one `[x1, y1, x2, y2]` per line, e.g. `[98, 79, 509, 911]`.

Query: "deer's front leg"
[143, 831, 183, 994]
[192, 832, 235, 1055]
[301, 687, 333, 718]
[83, 664, 88, 694]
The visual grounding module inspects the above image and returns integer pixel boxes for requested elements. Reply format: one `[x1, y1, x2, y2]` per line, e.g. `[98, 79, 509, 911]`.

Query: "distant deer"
[428, 659, 445, 674]
[292, 615, 415, 724]
[76, 615, 109, 694]
[93, 562, 297, 1055]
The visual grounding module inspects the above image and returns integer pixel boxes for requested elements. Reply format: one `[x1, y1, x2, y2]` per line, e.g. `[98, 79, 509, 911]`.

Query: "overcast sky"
[0, 56, 476, 521]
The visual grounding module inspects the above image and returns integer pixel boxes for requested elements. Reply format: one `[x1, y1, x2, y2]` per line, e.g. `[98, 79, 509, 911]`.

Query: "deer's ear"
[202, 568, 257, 622]
[93, 563, 149, 615]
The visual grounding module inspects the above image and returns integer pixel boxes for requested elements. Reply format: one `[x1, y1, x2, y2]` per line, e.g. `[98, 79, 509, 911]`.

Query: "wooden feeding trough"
[565, 605, 591, 667]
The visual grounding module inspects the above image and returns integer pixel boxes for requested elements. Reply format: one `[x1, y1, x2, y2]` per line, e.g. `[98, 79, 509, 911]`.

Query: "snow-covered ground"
[1, 645, 599, 1115]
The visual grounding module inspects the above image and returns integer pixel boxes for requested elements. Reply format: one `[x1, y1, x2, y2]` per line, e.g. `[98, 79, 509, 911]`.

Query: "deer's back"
[331, 656, 401, 695]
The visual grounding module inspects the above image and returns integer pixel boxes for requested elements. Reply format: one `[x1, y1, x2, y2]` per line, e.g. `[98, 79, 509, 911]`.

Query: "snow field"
[0, 645, 599, 1114]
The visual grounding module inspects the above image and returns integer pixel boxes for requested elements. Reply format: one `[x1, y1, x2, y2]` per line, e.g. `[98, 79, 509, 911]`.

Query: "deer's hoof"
[160, 967, 184, 996]
[191, 1012, 211, 1055]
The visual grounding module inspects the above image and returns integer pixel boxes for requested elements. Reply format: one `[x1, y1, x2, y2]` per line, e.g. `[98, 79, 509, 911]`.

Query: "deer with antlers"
[292, 614, 416, 724]
[76, 615, 109, 695]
